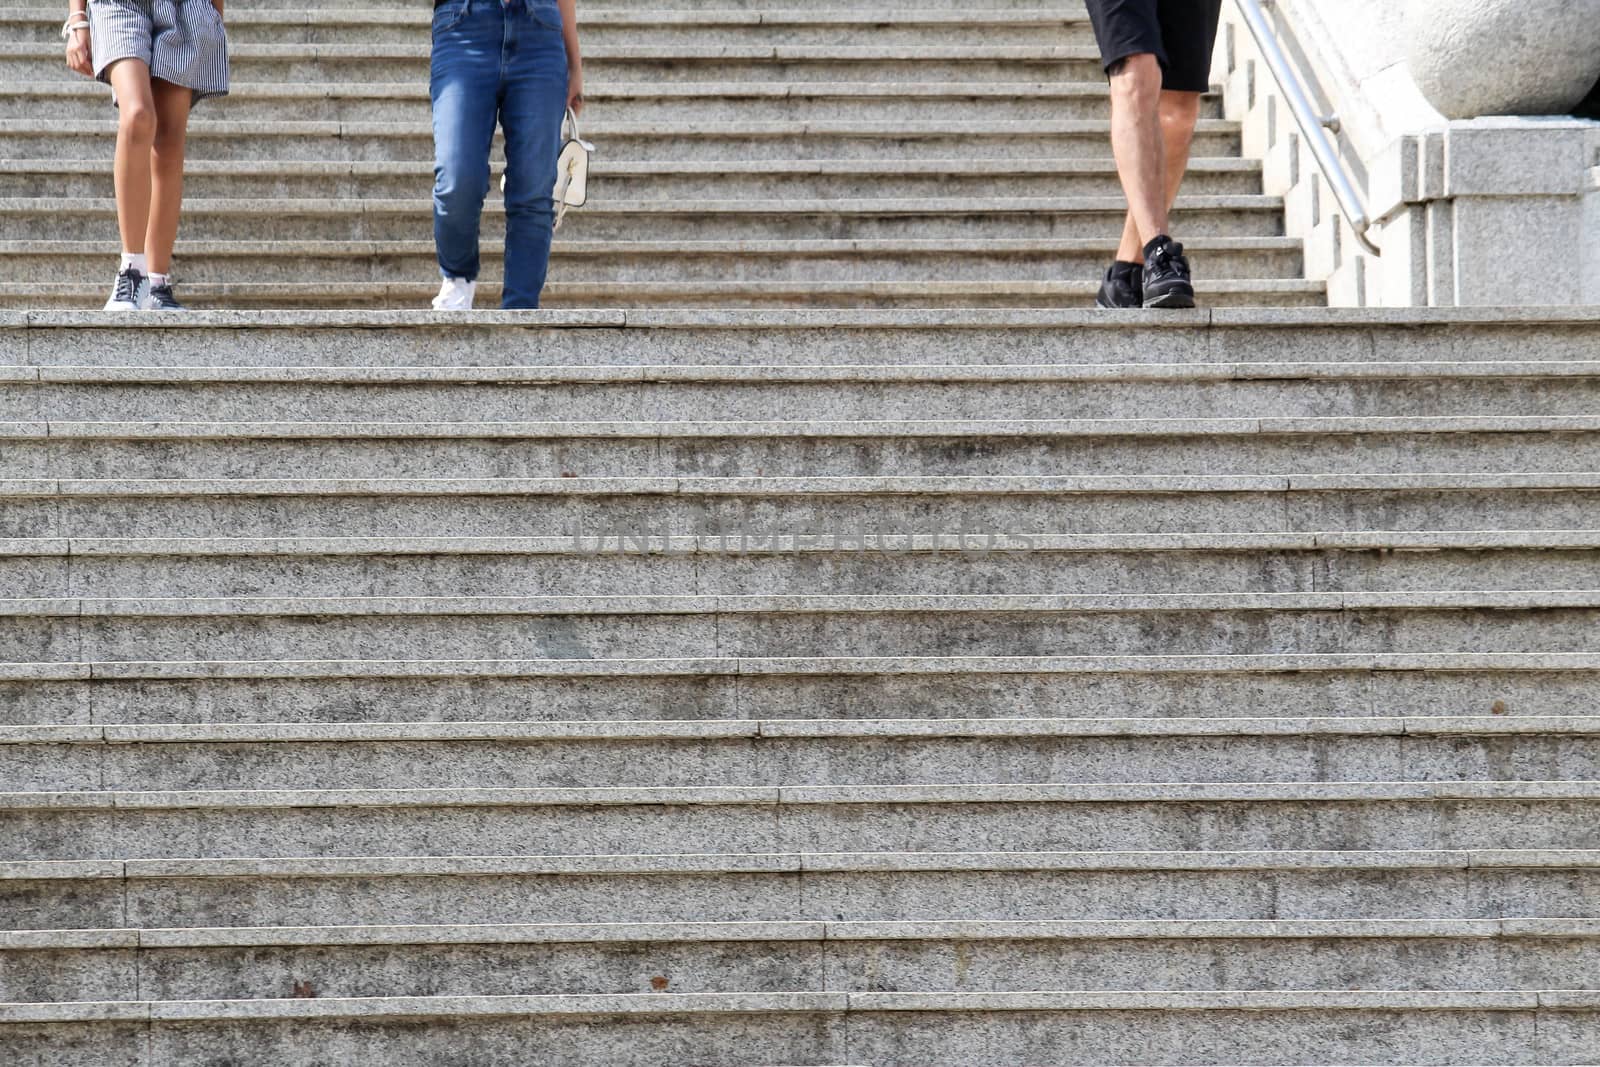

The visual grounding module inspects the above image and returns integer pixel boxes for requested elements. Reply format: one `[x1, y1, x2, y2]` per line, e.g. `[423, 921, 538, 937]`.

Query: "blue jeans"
[430, 0, 568, 309]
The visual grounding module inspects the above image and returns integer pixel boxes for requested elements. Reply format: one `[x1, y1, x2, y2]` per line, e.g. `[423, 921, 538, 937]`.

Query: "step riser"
[1, 246, 1303, 285]
[4, 863, 1585, 931]
[4, 546, 1592, 600]
[0, 432, 1577, 481]
[9, 25, 1103, 48]
[0, 376, 1578, 424]
[1, 488, 1596, 541]
[4, 935, 1592, 1003]
[13, 1006, 1590, 1067]
[6, 734, 1594, 793]
[4, 798, 1594, 860]
[17, 57, 1116, 85]
[0, 169, 1263, 201]
[5, 321, 1568, 369]
[1, 206, 1284, 243]
[10, 605, 1600, 662]
[17, 287, 1324, 310]
[0, 129, 1244, 162]
[18, 94, 1163, 125]
[0, 668, 1569, 729]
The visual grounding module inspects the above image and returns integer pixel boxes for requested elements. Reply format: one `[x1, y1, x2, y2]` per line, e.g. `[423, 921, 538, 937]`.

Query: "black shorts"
[1084, 0, 1223, 93]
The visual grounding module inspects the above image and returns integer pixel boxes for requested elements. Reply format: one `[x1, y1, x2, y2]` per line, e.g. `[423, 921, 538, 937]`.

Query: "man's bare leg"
[1115, 90, 1203, 263]
[1107, 53, 1167, 251]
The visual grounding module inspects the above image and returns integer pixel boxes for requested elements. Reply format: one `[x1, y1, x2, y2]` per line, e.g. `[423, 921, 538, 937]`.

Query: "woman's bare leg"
[107, 59, 158, 258]
[146, 79, 194, 276]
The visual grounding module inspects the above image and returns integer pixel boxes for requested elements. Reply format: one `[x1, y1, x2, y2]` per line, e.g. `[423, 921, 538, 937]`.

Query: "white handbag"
[502, 107, 593, 230]
[552, 107, 594, 229]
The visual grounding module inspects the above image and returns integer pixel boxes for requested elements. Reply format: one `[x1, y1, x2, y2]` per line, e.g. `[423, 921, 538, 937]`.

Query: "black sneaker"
[147, 281, 186, 311]
[1094, 261, 1144, 309]
[1141, 235, 1196, 309]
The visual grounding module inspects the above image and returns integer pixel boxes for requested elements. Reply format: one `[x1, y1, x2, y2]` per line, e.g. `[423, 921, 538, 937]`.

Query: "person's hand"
[65, 25, 92, 77]
[567, 60, 584, 115]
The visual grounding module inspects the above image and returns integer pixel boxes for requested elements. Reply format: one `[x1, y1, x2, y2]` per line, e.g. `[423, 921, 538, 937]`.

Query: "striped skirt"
[88, 0, 230, 104]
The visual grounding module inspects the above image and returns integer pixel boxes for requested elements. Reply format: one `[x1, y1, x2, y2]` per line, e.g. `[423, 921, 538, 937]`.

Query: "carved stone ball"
[1405, 0, 1600, 119]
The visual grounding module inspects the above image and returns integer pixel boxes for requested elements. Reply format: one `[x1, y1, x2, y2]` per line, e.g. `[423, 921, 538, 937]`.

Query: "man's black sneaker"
[1094, 261, 1144, 309]
[147, 282, 186, 311]
[1141, 235, 1196, 309]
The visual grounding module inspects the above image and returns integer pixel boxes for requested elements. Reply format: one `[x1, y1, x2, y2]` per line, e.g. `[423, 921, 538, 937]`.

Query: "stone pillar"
[1369, 117, 1600, 306]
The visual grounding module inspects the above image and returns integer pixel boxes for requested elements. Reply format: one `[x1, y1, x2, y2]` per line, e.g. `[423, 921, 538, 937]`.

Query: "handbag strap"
[563, 107, 595, 152]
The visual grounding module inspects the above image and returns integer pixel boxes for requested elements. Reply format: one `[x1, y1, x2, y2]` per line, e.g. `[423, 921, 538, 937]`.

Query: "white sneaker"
[432, 276, 476, 310]
[104, 266, 149, 312]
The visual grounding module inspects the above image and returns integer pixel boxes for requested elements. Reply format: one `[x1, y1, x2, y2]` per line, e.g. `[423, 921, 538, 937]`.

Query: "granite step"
[1, 8, 1102, 48]
[4, 989, 1590, 1067]
[11, 80, 1173, 124]
[10, 471, 1600, 541]
[0, 237, 1302, 287]
[0, 119, 1245, 162]
[5, 848, 1594, 930]
[0, 415, 1589, 481]
[5, 279, 1326, 311]
[9, 530, 1600, 599]
[5, 42, 1114, 85]
[3, 310, 1589, 369]
[1, 651, 1587, 728]
[3, 780, 1596, 860]
[3, 917, 1596, 1003]
[0, 156, 1267, 201]
[0, 157, 1264, 201]
[3, 715, 1596, 792]
[2, 354, 1593, 424]
[0, 195, 1288, 243]
[8, 590, 1600, 663]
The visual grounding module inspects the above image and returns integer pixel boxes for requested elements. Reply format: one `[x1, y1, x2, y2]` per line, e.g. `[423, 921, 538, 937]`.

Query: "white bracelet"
[61, 17, 90, 40]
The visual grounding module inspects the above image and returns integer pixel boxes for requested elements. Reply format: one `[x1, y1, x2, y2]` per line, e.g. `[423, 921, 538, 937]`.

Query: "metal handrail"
[1232, 0, 1382, 256]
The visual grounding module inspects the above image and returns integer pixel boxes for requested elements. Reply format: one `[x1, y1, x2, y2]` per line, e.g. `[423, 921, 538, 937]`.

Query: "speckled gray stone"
[1405, 0, 1600, 118]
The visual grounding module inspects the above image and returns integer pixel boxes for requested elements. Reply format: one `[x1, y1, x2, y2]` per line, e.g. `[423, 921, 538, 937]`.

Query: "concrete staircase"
[0, 0, 1320, 310]
[2, 2, 1600, 1066]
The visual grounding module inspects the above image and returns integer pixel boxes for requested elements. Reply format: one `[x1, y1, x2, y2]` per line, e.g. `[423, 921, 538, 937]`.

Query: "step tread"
[9, 650, 1600, 684]
[8, 528, 1600, 554]
[8, 848, 1592, 882]
[7, 780, 1599, 812]
[7, 916, 1597, 951]
[0, 989, 1585, 1025]
[11, 588, 1600, 617]
[3, 715, 1596, 746]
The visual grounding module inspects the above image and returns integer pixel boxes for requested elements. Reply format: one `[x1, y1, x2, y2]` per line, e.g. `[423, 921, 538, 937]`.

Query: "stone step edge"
[3, 306, 1595, 330]
[6, 43, 1109, 60]
[5, 714, 1596, 747]
[0, 157, 1258, 177]
[21, 80, 1129, 101]
[7, 589, 1600, 618]
[2, 989, 1596, 1025]
[0, 194, 1281, 215]
[7, 916, 1599, 952]
[5, 780, 1598, 813]
[7, 358, 1596, 384]
[11, 529, 1600, 557]
[0, 414, 1590, 440]
[6, 280, 1321, 301]
[7, 848, 1593, 882]
[4, 651, 1599, 682]
[0, 237, 1296, 258]
[8, 472, 1600, 498]
[0, 8, 1096, 28]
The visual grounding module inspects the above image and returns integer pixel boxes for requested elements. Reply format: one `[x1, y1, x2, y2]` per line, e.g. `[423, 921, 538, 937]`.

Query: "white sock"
[148, 272, 169, 289]
[120, 252, 148, 275]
